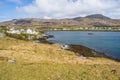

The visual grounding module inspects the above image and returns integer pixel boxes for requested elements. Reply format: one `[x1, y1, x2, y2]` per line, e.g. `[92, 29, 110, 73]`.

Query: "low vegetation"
[0, 37, 120, 80]
[5, 33, 40, 41]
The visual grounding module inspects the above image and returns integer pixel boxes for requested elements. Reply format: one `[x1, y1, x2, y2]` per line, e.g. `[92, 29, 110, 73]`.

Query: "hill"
[85, 14, 111, 19]
[0, 14, 120, 29]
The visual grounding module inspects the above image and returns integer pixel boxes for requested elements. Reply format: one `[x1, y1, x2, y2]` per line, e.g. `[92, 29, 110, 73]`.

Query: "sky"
[0, 0, 120, 21]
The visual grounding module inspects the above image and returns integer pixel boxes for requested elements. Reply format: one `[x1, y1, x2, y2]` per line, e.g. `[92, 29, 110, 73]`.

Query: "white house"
[54, 28, 57, 31]
[7, 29, 21, 34]
[63, 28, 69, 31]
[26, 29, 38, 34]
[20, 29, 25, 32]
[7, 28, 39, 35]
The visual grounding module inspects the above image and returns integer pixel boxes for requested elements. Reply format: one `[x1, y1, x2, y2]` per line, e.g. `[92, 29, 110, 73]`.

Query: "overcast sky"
[0, 0, 120, 21]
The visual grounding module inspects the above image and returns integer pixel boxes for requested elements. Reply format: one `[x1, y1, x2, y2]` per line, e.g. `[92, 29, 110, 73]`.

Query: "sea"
[46, 31, 120, 60]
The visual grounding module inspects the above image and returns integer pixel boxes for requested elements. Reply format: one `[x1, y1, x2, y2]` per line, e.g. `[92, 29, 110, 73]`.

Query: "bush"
[6, 33, 30, 41]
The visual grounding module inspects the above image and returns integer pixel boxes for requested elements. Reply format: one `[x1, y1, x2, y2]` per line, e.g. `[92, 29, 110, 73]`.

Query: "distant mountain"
[85, 14, 111, 19]
[0, 14, 120, 29]
[72, 17, 82, 20]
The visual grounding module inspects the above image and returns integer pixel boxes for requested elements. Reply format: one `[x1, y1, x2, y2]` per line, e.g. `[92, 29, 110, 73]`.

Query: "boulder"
[8, 59, 16, 63]
[61, 45, 70, 50]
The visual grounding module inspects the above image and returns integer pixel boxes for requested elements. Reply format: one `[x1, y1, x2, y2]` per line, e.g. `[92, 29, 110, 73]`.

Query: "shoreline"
[36, 35, 120, 62]
[2, 31, 119, 61]
[45, 30, 120, 32]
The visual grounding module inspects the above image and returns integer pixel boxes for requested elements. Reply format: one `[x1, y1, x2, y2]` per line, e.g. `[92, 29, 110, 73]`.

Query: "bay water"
[46, 31, 120, 60]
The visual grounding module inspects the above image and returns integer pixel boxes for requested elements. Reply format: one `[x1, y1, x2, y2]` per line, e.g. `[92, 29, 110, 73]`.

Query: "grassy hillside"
[0, 37, 120, 80]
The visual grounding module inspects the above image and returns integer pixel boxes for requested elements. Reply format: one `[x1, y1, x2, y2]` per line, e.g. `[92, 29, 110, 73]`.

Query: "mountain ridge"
[85, 14, 111, 19]
[0, 14, 120, 28]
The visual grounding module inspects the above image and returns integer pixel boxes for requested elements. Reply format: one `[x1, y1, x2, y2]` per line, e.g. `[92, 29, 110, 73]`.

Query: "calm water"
[46, 31, 120, 60]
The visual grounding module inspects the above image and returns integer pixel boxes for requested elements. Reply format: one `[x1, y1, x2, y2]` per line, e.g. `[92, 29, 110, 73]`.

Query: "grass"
[0, 37, 120, 80]
[0, 62, 120, 80]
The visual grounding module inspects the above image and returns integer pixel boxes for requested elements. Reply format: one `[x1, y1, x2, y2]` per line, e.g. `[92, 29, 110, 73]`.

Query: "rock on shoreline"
[39, 35, 54, 40]
[60, 44, 107, 58]
[32, 34, 54, 44]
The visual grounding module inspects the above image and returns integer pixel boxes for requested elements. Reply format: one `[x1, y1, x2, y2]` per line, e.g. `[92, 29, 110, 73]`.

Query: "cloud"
[17, 0, 120, 19]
